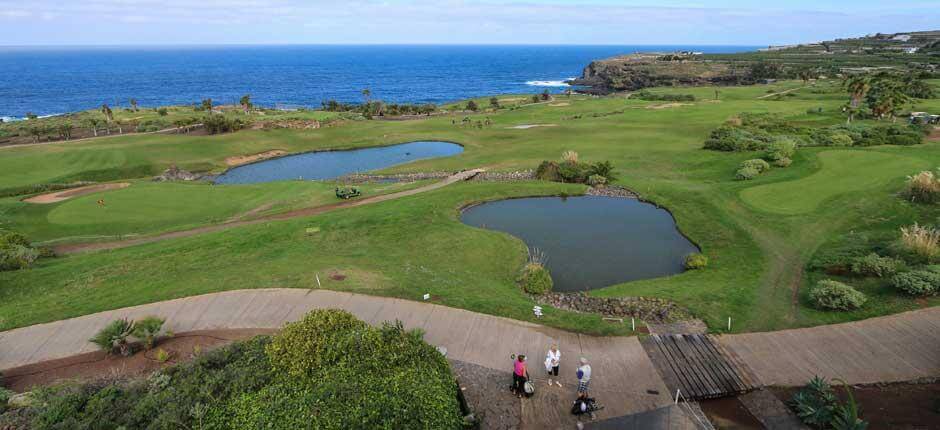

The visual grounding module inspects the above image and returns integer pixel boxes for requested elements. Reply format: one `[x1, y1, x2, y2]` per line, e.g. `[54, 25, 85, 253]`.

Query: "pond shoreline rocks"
[585, 185, 638, 198]
[537, 292, 689, 323]
[153, 165, 203, 182]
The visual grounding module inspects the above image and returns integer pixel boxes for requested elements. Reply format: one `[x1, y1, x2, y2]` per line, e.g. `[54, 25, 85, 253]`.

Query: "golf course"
[1, 79, 938, 337]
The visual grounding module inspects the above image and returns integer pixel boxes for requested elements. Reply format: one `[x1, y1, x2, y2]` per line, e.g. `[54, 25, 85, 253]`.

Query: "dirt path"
[757, 86, 805, 99]
[22, 182, 130, 204]
[53, 169, 485, 255]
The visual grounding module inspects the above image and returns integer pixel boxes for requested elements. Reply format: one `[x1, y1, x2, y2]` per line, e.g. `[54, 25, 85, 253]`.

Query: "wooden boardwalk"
[719, 306, 940, 386]
[642, 334, 758, 400]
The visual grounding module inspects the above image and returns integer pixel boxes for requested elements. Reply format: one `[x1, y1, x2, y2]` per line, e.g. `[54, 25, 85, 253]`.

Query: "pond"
[461, 196, 698, 292]
[214, 141, 463, 184]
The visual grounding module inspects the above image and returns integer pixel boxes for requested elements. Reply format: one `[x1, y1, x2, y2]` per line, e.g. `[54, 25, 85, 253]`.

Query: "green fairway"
[739, 150, 931, 215]
[0, 180, 428, 244]
[1, 80, 938, 335]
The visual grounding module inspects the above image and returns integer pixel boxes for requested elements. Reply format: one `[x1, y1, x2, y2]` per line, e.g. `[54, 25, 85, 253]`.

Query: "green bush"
[632, 90, 696, 102]
[684, 253, 708, 270]
[558, 160, 587, 183]
[156, 108, 168, 116]
[131, 316, 165, 350]
[735, 166, 760, 181]
[765, 138, 797, 162]
[587, 160, 617, 182]
[89, 319, 135, 356]
[519, 263, 553, 295]
[741, 159, 770, 173]
[790, 376, 837, 428]
[0, 387, 11, 413]
[890, 270, 940, 296]
[772, 157, 793, 167]
[704, 125, 774, 151]
[586, 174, 607, 186]
[829, 133, 855, 147]
[0, 229, 40, 271]
[809, 280, 867, 311]
[850, 253, 903, 278]
[535, 160, 561, 182]
[266, 309, 368, 379]
[202, 115, 246, 135]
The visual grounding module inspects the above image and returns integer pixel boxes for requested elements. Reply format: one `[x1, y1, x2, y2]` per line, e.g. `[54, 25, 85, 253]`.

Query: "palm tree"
[129, 98, 138, 112]
[866, 78, 909, 121]
[100, 103, 114, 122]
[201, 98, 213, 112]
[361, 88, 371, 104]
[239, 94, 252, 114]
[83, 118, 101, 137]
[842, 75, 870, 123]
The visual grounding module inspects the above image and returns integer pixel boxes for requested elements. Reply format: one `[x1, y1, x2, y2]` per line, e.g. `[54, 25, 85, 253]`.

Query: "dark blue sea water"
[0, 45, 757, 119]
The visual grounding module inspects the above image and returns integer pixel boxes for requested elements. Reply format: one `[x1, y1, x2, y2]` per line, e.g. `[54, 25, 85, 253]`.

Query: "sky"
[0, 0, 937, 46]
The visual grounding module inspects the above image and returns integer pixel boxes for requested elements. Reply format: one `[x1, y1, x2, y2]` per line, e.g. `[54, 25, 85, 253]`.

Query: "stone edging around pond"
[537, 292, 690, 324]
[585, 185, 638, 198]
[335, 170, 536, 184]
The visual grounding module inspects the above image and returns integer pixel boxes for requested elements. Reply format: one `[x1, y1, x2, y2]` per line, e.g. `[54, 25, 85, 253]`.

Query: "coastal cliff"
[569, 53, 751, 94]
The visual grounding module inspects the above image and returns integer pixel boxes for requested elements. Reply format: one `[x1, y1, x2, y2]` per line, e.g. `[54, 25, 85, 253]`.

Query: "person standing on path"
[545, 344, 561, 387]
[512, 354, 529, 397]
[576, 357, 591, 397]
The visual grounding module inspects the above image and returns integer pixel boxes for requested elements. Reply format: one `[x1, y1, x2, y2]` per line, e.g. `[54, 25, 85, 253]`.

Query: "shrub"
[772, 157, 793, 167]
[735, 166, 760, 181]
[741, 159, 770, 173]
[90, 319, 136, 356]
[519, 263, 553, 295]
[765, 138, 797, 162]
[586, 174, 607, 186]
[703, 125, 774, 151]
[903, 169, 940, 203]
[0, 229, 40, 271]
[898, 223, 940, 263]
[535, 160, 561, 182]
[850, 253, 902, 278]
[684, 253, 708, 270]
[890, 270, 940, 296]
[155, 348, 170, 363]
[265, 309, 369, 378]
[202, 115, 245, 135]
[632, 90, 696, 102]
[131, 316, 165, 350]
[829, 133, 854, 147]
[466, 100, 479, 111]
[156, 108, 168, 116]
[791, 376, 838, 428]
[558, 160, 587, 183]
[0, 387, 11, 413]
[809, 280, 867, 311]
[587, 160, 617, 181]
[561, 150, 579, 163]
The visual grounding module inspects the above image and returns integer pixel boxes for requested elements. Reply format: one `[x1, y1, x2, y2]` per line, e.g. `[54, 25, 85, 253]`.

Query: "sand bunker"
[24, 183, 131, 204]
[646, 103, 694, 110]
[549, 103, 570, 107]
[507, 124, 558, 130]
[225, 150, 287, 166]
[498, 97, 526, 102]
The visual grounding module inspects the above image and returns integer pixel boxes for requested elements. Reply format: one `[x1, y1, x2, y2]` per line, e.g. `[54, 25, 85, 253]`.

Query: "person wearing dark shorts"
[512, 354, 528, 397]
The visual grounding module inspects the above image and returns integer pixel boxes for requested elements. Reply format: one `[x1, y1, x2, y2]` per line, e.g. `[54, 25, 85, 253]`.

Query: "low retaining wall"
[538, 292, 688, 323]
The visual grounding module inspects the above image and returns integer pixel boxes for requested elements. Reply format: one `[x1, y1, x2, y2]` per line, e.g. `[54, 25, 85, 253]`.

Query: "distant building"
[892, 34, 912, 42]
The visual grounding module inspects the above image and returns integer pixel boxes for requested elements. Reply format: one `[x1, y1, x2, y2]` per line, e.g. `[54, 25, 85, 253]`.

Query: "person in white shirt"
[576, 357, 592, 397]
[544, 343, 561, 387]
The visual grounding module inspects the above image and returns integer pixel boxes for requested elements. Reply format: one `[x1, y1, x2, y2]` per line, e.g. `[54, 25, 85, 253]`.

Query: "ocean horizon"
[0, 44, 758, 119]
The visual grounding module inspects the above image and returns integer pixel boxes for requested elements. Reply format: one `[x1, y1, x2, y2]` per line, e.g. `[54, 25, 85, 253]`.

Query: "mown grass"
[1, 79, 938, 334]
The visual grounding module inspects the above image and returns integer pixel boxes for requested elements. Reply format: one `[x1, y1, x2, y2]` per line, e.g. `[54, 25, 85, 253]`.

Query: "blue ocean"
[0, 45, 757, 119]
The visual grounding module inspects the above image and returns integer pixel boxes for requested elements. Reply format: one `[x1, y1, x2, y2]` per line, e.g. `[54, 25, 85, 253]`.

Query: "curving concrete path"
[0, 288, 695, 428]
[1, 289, 937, 428]
[53, 169, 485, 255]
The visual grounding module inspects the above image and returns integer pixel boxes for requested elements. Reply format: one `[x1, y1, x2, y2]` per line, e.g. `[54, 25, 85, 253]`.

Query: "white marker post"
[728, 317, 732, 331]
[423, 293, 431, 301]
[315, 274, 321, 288]
[631, 318, 636, 331]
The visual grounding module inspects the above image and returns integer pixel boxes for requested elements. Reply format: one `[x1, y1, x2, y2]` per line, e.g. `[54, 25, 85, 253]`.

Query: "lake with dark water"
[213, 140, 463, 184]
[461, 196, 699, 292]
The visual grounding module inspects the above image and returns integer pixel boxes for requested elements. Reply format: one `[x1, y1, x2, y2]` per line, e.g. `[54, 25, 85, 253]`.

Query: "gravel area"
[451, 359, 522, 430]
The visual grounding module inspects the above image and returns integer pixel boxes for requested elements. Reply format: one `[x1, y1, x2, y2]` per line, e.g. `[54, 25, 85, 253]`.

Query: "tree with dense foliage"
[57, 122, 73, 140]
[239, 94, 252, 113]
[82, 117, 101, 137]
[842, 75, 870, 123]
[489, 97, 500, 109]
[466, 100, 479, 111]
[541, 89, 551, 101]
[866, 76, 909, 121]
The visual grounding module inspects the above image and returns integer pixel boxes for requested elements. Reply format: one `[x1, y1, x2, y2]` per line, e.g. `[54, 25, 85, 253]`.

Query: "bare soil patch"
[0, 329, 274, 393]
[507, 124, 558, 129]
[22, 182, 130, 204]
[224, 149, 287, 166]
[646, 102, 694, 109]
[498, 97, 526, 103]
[928, 126, 940, 142]
[772, 381, 940, 429]
[548, 102, 570, 107]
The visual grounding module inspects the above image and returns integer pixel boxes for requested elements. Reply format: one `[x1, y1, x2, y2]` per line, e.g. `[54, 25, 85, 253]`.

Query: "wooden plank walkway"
[0, 288, 694, 428]
[719, 306, 940, 386]
[641, 334, 758, 400]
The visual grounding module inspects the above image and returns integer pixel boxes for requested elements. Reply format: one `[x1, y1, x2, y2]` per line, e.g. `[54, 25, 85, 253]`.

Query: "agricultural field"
[1, 79, 938, 336]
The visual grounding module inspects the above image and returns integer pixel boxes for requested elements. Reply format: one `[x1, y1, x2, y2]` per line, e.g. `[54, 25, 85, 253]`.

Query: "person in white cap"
[576, 357, 591, 397]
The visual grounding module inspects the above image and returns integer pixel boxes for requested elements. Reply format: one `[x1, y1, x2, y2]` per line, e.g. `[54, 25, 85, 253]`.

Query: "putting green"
[739, 150, 929, 215]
